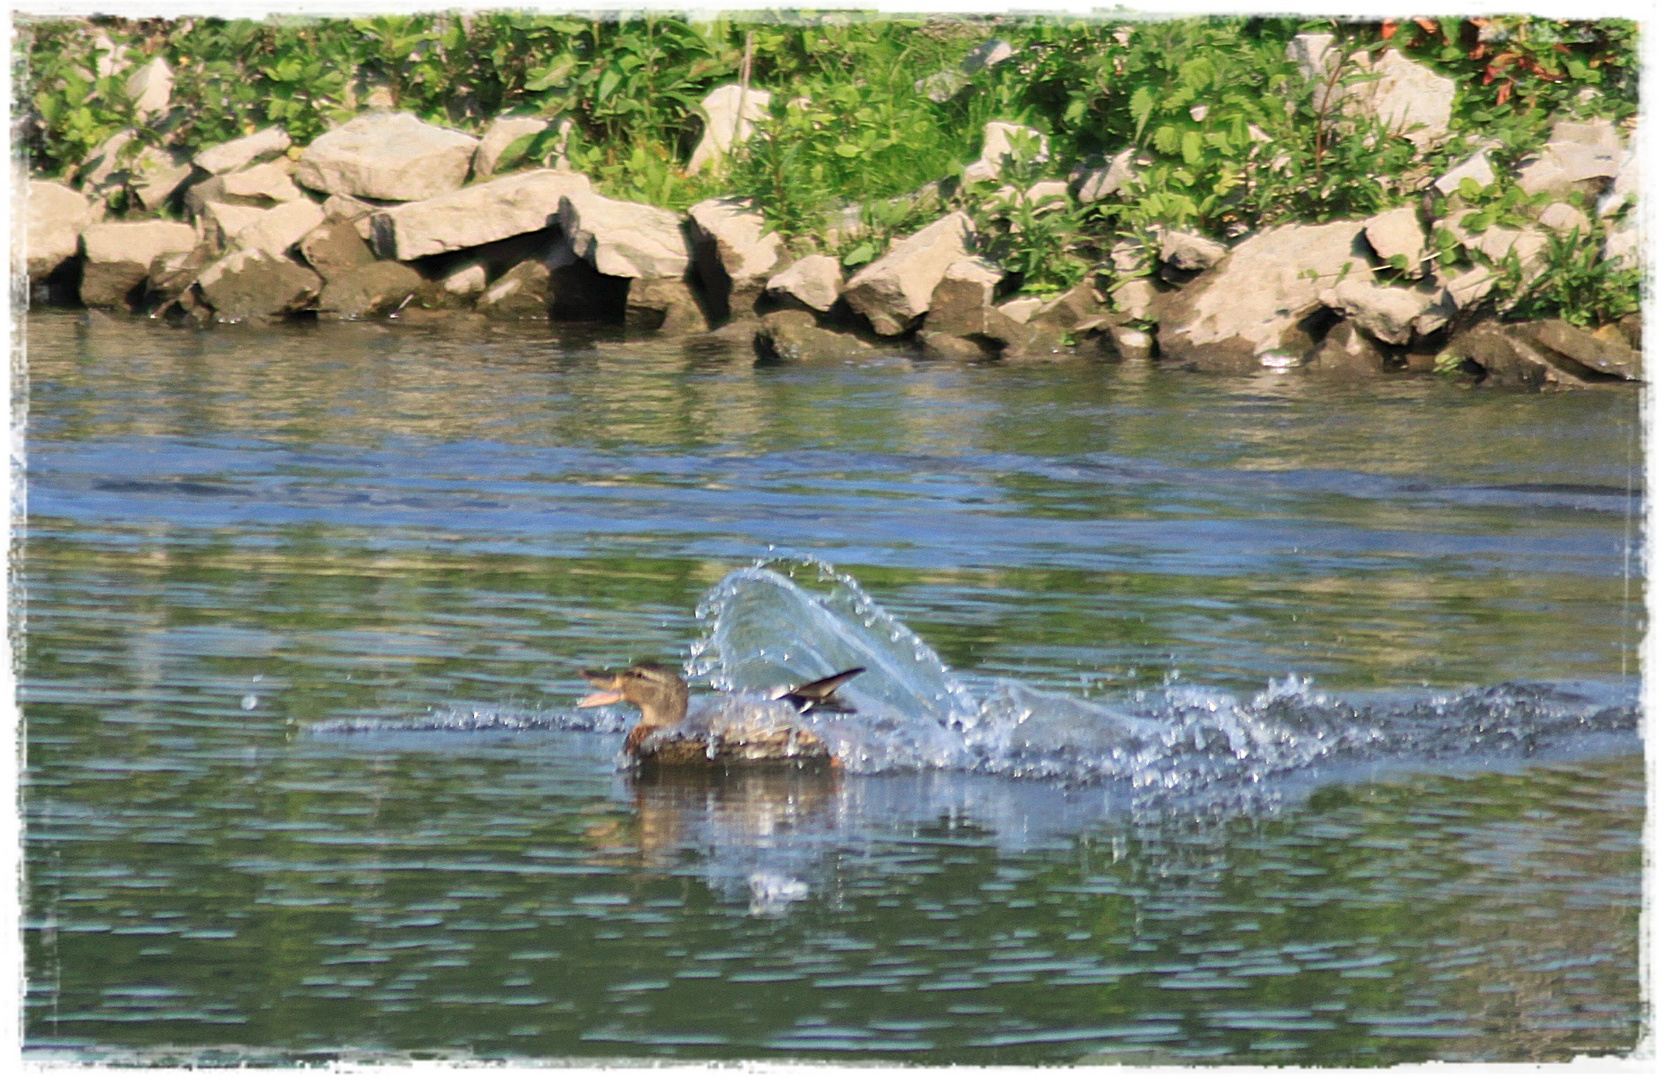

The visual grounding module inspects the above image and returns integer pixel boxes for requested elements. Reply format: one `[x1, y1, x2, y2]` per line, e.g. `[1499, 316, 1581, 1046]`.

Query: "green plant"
[1499, 225, 1641, 328]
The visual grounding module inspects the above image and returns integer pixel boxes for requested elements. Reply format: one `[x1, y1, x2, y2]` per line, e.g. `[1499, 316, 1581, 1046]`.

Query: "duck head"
[578, 662, 691, 730]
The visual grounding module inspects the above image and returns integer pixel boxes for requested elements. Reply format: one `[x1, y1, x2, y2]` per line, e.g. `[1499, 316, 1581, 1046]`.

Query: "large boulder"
[687, 197, 785, 320]
[1434, 149, 1496, 195]
[1363, 205, 1427, 270]
[1320, 278, 1446, 345]
[79, 220, 197, 307]
[765, 254, 843, 313]
[298, 218, 375, 280]
[1442, 322, 1616, 390]
[687, 85, 772, 174]
[130, 146, 194, 211]
[1517, 118, 1624, 199]
[557, 191, 690, 279]
[1520, 319, 1641, 381]
[755, 309, 886, 363]
[195, 126, 292, 175]
[197, 248, 322, 322]
[1343, 48, 1455, 151]
[473, 115, 551, 177]
[25, 181, 94, 282]
[79, 128, 137, 191]
[316, 262, 424, 319]
[125, 56, 172, 122]
[963, 121, 1049, 185]
[221, 160, 306, 204]
[233, 199, 326, 258]
[921, 257, 1004, 336]
[199, 201, 270, 252]
[1159, 229, 1227, 276]
[295, 113, 479, 202]
[369, 168, 593, 261]
[626, 278, 706, 334]
[1157, 219, 1370, 370]
[842, 211, 975, 336]
[1306, 320, 1390, 376]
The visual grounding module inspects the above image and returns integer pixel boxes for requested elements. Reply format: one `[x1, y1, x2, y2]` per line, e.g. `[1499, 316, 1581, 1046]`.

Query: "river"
[20, 310, 1644, 1064]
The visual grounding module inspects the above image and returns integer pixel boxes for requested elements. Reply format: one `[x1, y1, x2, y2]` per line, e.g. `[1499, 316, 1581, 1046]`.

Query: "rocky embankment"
[21, 33, 1641, 390]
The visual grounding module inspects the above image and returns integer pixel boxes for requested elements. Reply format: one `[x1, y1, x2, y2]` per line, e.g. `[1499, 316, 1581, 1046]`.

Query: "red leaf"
[1496, 80, 1512, 106]
[1381, 20, 1398, 41]
[1414, 17, 1439, 34]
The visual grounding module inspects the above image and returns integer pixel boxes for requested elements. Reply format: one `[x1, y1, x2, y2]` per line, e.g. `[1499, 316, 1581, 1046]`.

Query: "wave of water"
[318, 558, 1637, 789]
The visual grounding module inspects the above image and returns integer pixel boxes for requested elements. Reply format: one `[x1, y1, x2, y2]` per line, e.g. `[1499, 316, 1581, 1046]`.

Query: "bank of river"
[21, 313, 1643, 1063]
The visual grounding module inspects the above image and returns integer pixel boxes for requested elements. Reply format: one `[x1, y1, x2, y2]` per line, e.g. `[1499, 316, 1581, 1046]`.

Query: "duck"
[577, 662, 866, 766]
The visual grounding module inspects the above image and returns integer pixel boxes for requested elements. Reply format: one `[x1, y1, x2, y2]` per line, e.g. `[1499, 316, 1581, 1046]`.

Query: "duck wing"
[776, 667, 866, 715]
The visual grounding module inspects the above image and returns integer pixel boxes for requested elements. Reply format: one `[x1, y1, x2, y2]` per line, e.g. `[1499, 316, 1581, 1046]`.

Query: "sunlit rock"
[296, 113, 479, 202]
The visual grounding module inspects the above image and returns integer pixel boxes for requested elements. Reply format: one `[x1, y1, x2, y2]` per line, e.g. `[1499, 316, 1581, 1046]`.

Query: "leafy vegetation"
[17, 12, 1640, 322]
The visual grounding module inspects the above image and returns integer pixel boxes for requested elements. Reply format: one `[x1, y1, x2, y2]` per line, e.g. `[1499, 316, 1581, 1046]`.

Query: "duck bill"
[577, 689, 624, 708]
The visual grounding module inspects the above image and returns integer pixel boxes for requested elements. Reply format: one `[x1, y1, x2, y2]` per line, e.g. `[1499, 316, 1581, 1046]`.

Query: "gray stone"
[1287, 32, 1340, 88]
[235, 199, 326, 258]
[1363, 205, 1427, 270]
[197, 248, 322, 322]
[80, 129, 136, 191]
[1598, 149, 1638, 217]
[1160, 229, 1228, 274]
[222, 160, 305, 204]
[1444, 265, 1499, 311]
[997, 296, 1045, 324]
[1106, 324, 1156, 360]
[298, 218, 375, 280]
[131, 146, 194, 211]
[1306, 320, 1389, 376]
[1158, 219, 1369, 369]
[1023, 180, 1071, 209]
[1523, 319, 1641, 380]
[918, 330, 995, 361]
[1109, 278, 1159, 322]
[442, 264, 488, 299]
[688, 197, 785, 318]
[1604, 226, 1639, 273]
[323, 193, 382, 239]
[473, 115, 551, 177]
[1029, 281, 1109, 335]
[755, 309, 885, 363]
[1321, 278, 1440, 345]
[1434, 149, 1496, 196]
[1343, 48, 1455, 151]
[922, 257, 1006, 336]
[557, 190, 690, 279]
[687, 84, 772, 174]
[1517, 118, 1624, 199]
[627, 277, 706, 334]
[1443, 322, 1609, 390]
[477, 259, 552, 320]
[125, 56, 172, 122]
[766, 254, 843, 313]
[195, 127, 293, 175]
[843, 211, 975, 336]
[199, 201, 269, 252]
[79, 220, 197, 307]
[25, 181, 94, 282]
[1537, 201, 1592, 237]
[1070, 147, 1136, 204]
[317, 261, 424, 319]
[370, 168, 593, 261]
[963, 121, 1049, 185]
[295, 112, 479, 201]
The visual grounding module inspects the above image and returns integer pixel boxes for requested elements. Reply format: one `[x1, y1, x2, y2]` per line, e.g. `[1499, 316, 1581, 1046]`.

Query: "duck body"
[578, 662, 863, 768]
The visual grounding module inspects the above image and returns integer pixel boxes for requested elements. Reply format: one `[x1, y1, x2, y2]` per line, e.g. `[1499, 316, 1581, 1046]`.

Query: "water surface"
[21, 311, 1643, 1064]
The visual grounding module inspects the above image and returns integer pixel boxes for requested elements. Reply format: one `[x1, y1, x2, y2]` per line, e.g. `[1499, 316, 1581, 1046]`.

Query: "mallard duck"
[577, 662, 865, 766]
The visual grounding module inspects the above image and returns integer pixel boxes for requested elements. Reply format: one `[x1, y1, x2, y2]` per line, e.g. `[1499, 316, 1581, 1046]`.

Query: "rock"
[1106, 324, 1156, 360]
[963, 121, 1049, 185]
[474, 115, 550, 177]
[627, 277, 706, 334]
[557, 190, 690, 279]
[1160, 229, 1228, 274]
[79, 220, 197, 307]
[1537, 201, 1592, 237]
[1109, 278, 1159, 322]
[1434, 149, 1496, 195]
[79, 128, 136, 191]
[918, 330, 995, 360]
[222, 160, 305, 204]
[1287, 32, 1340, 92]
[766, 254, 843, 313]
[1516, 118, 1624, 199]
[1074, 148, 1139, 203]
[369, 168, 593, 261]
[25, 181, 94, 282]
[962, 38, 1016, 75]
[145, 243, 214, 312]
[125, 56, 172, 122]
[917, 39, 1015, 103]
[316, 261, 424, 319]
[687, 84, 772, 174]
[295, 112, 479, 202]
[546, 247, 631, 321]
[1363, 205, 1427, 270]
[195, 127, 293, 175]
[234, 198, 326, 258]
[1604, 226, 1640, 272]
[442, 264, 488, 300]
[322, 193, 382, 239]
[1443, 322, 1606, 390]
[843, 211, 975, 336]
[1023, 180, 1071, 209]
[1306, 320, 1390, 376]
[1321, 279, 1441, 345]
[197, 248, 322, 322]
[996, 296, 1046, 324]
[1029, 281, 1108, 335]
[1157, 219, 1369, 370]
[918, 71, 971, 104]
[1598, 149, 1638, 217]
[1343, 48, 1455, 151]
[131, 146, 194, 211]
[922, 257, 1005, 336]
[1522, 319, 1641, 380]
[1444, 265, 1498, 311]
[1467, 225, 1549, 283]
[199, 201, 269, 251]
[476, 259, 552, 320]
[755, 309, 885, 364]
[688, 197, 785, 320]
[298, 218, 375, 280]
